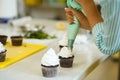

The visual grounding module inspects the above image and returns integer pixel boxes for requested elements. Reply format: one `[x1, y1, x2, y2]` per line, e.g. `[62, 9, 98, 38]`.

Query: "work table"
[0, 19, 109, 80]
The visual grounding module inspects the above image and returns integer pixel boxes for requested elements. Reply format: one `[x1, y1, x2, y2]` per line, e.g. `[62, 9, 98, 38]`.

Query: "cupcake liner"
[41, 65, 58, 77]
[0, 52, 6, 62]
[59, 56, 74, 68]
[0, 35, 8, 45]
[11, 36, 23, 46]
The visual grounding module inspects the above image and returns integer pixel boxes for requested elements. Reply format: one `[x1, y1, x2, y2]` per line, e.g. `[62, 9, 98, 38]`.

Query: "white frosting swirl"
[58, 47, 73, 58]
[0, 42, 6, 53]
[41, 48, 59, 66]
[58, 33, 68, 46]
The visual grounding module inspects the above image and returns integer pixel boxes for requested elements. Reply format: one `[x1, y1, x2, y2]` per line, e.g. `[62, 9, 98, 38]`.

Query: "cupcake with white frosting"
[0, 42, 7, 62]
[58, 33, 68, 50]
[41, 48, 59, 77]
[58, 47, 74, 68]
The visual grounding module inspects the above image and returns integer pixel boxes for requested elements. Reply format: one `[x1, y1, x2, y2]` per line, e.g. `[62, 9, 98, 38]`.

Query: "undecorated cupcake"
[0, 35, 8, 45]
[58, 33, 68, 50]
[58, 47, 74, 68]
[11, 36, 23, 46]
[41, 48, 59, 77]
[0, 42, 7, 62]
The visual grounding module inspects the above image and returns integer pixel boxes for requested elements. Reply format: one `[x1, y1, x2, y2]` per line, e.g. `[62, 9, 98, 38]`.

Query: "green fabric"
[92, 0, 120, 55]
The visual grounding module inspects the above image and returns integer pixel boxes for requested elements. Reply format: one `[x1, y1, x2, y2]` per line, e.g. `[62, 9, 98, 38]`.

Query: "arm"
[65, 0, 103, 30]
[76, 0, 103, 28]
[92, 0, 120, 55]
[66, 0, 120, 55]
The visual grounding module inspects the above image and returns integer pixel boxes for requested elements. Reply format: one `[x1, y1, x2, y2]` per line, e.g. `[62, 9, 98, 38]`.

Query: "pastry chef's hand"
[75, 0, 103, 28]
[65, 8, 91, 30]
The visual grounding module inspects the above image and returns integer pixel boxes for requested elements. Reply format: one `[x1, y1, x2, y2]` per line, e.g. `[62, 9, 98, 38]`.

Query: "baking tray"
[0, 42, 47, 69]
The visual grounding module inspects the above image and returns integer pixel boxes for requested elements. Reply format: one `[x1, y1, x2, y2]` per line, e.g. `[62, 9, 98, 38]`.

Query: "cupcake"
[0, 42, 7, 62]
[11, 36, 23, 46]
[0, 35, 8, 45]
[58, 33, 68, 50]
[58, 47, 74, 68]
[41, 48, 59, 77]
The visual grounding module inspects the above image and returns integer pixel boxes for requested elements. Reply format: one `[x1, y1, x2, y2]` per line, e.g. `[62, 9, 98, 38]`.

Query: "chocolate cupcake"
[58, 47, 74, 68]
[58, 33, 68, 50]
[11, 36, 23, 46]
[0, 35, 8, 45]
[59, 56, 74, 68]
[0, 42, 7, 62]
[41, 48, 59, 77]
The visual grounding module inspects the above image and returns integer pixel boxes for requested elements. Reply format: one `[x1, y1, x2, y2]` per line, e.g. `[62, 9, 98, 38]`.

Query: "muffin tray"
[0, 42, 47, 69]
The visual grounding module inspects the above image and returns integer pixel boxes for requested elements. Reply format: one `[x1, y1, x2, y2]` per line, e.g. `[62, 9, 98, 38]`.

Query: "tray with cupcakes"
[0, 37, 47, 69]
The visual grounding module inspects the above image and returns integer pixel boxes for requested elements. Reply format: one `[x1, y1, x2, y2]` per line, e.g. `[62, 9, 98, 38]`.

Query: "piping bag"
[67, 0, 82, 50]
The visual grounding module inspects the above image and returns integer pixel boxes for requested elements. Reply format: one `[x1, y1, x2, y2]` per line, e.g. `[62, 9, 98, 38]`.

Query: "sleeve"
[92, 0, 120, 55]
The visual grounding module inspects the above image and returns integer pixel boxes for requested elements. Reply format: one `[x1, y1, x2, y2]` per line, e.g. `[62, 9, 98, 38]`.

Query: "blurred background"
[0, 0, 67, 23]
[0, 0, 119, 80]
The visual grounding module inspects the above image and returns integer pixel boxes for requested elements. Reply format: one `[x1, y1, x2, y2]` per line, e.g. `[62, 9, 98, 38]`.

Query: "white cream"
[58, 32, 68, 46]
[58, 47, 73, 58]
[0, 42, 6, 53]
[41, 48, 59, 66]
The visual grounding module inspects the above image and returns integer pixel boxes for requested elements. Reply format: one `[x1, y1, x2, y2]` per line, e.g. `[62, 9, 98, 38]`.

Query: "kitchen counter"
[0, 19, 109, 80]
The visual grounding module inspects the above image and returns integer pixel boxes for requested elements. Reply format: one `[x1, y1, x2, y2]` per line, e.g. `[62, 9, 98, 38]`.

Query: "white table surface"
[0, 19, 109, 80]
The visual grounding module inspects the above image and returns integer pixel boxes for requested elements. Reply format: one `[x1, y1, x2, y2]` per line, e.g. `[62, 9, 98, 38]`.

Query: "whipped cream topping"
[58, 47, 73, 58]
[58, 32, 68, 46]
[41, 48, 59, 66]
[0, 42, 6, 53]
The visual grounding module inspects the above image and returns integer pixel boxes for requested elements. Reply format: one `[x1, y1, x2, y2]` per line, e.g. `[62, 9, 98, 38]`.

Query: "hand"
[65, 8, 74, 24]
[75, 0, 103, 27]
[65, 8, 91, 30]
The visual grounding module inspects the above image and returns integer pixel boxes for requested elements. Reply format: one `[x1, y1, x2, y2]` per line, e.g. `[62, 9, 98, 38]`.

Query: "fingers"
[70, 8, 84, 20]
[65, 7, 91, 30]
[65, 8, 74, 24]
[70, 8, 91, 30]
